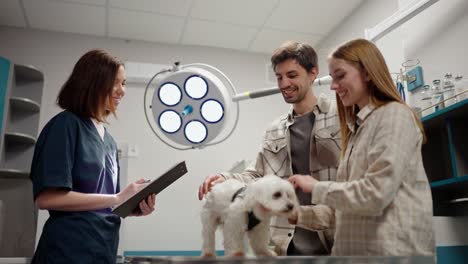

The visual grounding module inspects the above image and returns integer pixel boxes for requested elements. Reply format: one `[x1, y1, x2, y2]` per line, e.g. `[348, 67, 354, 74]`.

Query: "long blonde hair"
[330, 39, 426, 157]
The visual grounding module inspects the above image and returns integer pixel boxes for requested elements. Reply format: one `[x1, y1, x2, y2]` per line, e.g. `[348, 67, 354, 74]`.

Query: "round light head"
[151, 67, 232, 147]
[184, 120, 208, 144]
[158, 110, 182, 134]
[201, 99, 224, 123]
[185, 76, 208, 99]
[158, 83, 182, 106]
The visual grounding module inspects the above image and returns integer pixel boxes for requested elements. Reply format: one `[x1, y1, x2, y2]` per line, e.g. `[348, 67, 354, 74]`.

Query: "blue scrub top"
[30, 111, 122, 264]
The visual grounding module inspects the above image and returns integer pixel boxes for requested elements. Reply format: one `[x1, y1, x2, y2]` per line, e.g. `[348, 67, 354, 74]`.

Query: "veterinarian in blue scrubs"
[30, 49, 156, 264]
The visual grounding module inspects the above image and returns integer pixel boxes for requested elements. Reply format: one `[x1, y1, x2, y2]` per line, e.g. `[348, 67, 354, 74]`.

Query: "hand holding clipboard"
[112, 161, 188, 218]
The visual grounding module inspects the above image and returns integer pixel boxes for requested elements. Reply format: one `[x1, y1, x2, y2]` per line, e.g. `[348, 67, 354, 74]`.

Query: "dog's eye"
[273, 192, 282, 199]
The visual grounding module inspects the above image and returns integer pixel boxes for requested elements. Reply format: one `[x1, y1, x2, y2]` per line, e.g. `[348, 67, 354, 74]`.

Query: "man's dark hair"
[271, 41, 318, 72]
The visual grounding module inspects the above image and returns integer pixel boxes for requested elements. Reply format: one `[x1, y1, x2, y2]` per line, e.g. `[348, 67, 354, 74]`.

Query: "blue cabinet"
[422, 100, 468, 264]
[422, 100, 468, 216]
[0, 57, 11, 149]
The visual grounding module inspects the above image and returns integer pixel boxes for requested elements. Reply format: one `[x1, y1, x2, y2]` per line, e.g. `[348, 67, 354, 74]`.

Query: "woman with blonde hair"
[289, 39, 435, 256]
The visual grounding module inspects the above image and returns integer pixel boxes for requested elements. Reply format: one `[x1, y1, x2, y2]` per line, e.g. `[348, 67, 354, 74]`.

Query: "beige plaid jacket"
[222, 94, 340, 255]
[312, 102, 435, 256]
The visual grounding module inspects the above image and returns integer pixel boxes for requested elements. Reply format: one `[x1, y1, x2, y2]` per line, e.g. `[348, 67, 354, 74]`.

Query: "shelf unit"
[421, 99, 468, 216]
[0, 56, 43, 257]
[10, 97, 40, 113]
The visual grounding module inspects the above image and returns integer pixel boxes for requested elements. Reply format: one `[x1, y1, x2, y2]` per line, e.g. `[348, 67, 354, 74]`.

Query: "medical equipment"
[397, 83, 406, 102]
[144, 62, 332, 150]
[392, 59, 422, 108]
[406, 66, 424, 92]
[419, 85, 433, 117]
[430, 79, 444, 111]
[397, 81, 406, 102]
[454, 75, 467, 102]
[442, 73, 456, 107]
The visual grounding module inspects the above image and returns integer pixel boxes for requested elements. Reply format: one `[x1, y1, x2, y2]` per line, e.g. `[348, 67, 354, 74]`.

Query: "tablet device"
[112, 161, 188, 218]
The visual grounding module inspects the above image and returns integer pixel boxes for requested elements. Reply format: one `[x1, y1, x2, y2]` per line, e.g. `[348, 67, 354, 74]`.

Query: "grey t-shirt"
[287, 110, 328, 256]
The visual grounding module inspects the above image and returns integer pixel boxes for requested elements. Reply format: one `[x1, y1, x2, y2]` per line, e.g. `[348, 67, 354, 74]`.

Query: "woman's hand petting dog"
[288, 174, 318, 193]
[198, 174, 225, 200]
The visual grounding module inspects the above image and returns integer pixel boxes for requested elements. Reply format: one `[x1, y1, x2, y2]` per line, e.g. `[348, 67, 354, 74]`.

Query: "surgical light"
[144, 62, 331, 150]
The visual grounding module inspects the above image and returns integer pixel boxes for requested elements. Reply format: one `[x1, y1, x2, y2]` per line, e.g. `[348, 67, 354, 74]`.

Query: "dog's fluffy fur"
[201, 176, 299, 257]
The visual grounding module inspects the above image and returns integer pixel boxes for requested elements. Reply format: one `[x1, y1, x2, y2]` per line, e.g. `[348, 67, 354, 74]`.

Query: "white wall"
[0, 26, 289, 253]
[316, 0, 400, 97]
[401, 0, 468, 84]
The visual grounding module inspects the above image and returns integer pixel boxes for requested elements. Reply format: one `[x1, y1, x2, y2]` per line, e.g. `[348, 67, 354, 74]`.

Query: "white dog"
[201, 176, 299, 257]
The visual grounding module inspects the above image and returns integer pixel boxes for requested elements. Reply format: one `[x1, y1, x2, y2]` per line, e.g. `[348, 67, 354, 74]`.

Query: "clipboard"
[112, 161, 188, 218]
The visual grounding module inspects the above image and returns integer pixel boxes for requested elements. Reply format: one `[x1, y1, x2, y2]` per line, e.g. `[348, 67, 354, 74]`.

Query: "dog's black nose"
[287, 203, 294, 211]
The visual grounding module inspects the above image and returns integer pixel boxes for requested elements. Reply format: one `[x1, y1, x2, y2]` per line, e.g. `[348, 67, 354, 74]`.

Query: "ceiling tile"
[53, 0, 106, 6]
[0, 0, 27, 27]
[108, 8, 185, 44]
[182, 19, 257, 50]
[22, 0, 105, 36]
[249, 29, 322, 54]
[190, 0, 277, 26]
[265, 0, 363, 34]
[109, 0, 193, 17]
[7, 0, 367, 55]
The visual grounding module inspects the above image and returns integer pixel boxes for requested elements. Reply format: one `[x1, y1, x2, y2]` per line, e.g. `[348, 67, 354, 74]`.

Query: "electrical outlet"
[127, 144, 139, 157]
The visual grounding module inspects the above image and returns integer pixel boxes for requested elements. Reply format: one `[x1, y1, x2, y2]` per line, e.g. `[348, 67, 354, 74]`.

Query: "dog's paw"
[230, 251, 245, 257]
[256, 249, 277, 257]
[201, 252, 216, 258]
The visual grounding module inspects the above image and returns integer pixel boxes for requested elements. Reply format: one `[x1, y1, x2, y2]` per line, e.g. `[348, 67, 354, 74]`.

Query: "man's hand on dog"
[198, 174, 225, 200]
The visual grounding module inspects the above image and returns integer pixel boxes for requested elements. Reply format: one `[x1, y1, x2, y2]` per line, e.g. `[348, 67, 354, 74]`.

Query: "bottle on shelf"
[420, 84, 433, 117]
[454, 75, 467, 103]
[431, 79, 444, 112]
[443, 73, 456, 107]
[409, 85, 421, 113]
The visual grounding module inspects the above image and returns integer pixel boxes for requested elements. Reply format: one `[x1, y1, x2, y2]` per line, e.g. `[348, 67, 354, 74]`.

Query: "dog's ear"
[244, 180, 267, 205]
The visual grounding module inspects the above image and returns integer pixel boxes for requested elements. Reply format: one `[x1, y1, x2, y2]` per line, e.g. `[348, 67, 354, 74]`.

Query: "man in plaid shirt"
[198, 41, 340, 256]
